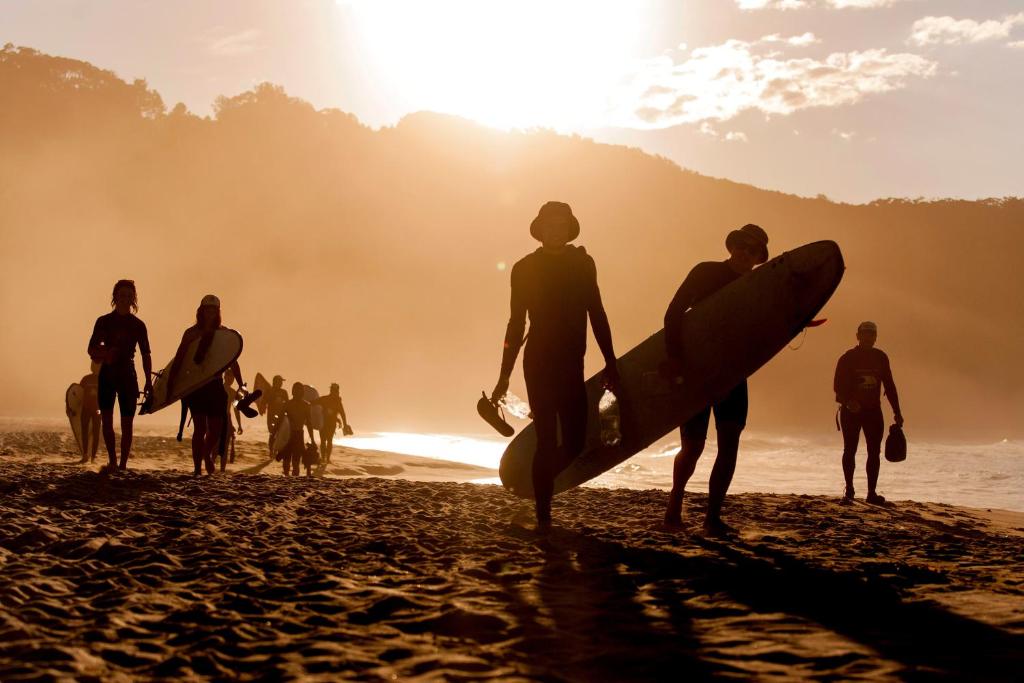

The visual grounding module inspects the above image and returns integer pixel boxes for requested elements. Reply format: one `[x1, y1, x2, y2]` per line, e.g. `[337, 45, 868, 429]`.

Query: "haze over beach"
[1, 1, 1023, 680]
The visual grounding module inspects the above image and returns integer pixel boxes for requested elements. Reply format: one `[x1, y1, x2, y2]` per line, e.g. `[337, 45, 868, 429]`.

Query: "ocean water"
[341, 430, 1024, 513]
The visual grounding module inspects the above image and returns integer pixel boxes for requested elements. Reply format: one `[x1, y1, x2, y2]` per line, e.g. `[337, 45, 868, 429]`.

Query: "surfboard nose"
[787, 240, 844, 276]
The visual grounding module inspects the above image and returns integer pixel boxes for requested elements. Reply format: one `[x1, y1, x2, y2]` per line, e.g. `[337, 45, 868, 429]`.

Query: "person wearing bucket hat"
[834, 321, 903, 504]
[87, 279, 153, 472]
[167, 294, 247, 476]
[491, 201, 620, 531]
[661, 224, 769, 535]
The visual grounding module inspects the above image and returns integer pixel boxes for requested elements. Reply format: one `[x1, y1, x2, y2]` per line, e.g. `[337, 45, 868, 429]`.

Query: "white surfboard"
[303, 385, 323, 431]
[271, 416, 292, 459]
[141, 328, 243, 415]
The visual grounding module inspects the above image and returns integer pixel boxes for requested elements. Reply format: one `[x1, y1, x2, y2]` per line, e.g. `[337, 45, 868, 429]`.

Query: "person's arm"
[230, 360, 244, 391]
[137, 321, 154, 393]
[664, 268, 700, 361]
[87, 317, 105, 361]
[177, 401, 189, 441]
[584, 256, 619, 387]
[834, 355, 848, 404]
[493, 263, 527, 401]
[881, 354, 903, 425]
[337, 398, 348, 428]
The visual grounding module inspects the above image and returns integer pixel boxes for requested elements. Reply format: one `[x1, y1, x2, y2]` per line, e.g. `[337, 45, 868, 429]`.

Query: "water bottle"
[599, 389, 621, 447]
[500, 392, 531, 419]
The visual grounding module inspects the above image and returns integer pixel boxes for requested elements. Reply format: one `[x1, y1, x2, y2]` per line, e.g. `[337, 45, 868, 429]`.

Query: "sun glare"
[337, 0, 650, 130]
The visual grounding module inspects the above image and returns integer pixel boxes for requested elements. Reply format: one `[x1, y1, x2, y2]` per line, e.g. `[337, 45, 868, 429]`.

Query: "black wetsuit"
[282, 398, 311, 476]
[664, 261, 746, 439]
[501, 246, 615, 523]
[834, 346, 901, 471]
[88, 312, 150, 417]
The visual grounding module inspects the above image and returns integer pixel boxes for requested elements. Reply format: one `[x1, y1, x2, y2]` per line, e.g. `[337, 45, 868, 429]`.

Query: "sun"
[337, 0, 651, 131]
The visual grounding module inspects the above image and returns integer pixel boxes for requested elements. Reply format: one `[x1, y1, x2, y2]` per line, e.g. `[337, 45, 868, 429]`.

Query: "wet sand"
[1, 429, 1022, 681]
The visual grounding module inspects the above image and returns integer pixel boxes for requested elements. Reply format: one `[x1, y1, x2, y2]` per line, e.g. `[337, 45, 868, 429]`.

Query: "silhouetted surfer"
[281, 382, 317, 476]
[88, 279, 152, 472]
[663, 224, 769, 535]
[314, 383, 351, 464]
[834, 321, 903, 504]
[267, 375, 288, 453]
[491, 201, 619, 531]
[78, 369, 100, 463]
[168, 295, 246, 476]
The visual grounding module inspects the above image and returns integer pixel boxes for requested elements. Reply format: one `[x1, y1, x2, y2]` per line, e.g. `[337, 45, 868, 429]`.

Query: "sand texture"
[0, 430, 1022, 681]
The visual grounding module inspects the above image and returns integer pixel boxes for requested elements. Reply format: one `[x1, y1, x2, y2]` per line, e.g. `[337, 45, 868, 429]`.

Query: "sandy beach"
[1, 428, 1022, 681]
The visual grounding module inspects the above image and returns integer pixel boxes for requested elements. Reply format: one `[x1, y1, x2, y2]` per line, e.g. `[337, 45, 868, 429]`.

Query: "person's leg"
[191, 413, 209, 475]
[78, 411, 90, 463]
[88, 414, 100, 461]
[704, 382, 747, 531]
[863, 409, 885, 502]
[706, 425, 740, 528]
[117, 381, 139, 469]
[665, 408, 710, 526]
[531, 405, 558, 528]
[204, 415, 225, 474]
[840, 408, 862, 499]
[98, 372, 117, 468]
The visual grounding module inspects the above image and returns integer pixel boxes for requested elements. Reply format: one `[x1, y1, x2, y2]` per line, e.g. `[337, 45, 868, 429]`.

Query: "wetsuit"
[834, 347, 901, 490]
[315, 394, 347, 462]
[281, 397, 311, 476]
[88, 311, 150, 417]
[664, 261, 747, 439]
[501, 246, 615, 523]
[178, 326, 229, 417]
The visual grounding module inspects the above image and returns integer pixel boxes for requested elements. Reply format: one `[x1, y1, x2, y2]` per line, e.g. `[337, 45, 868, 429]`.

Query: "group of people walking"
[261, 374, 352, 477]
[491, 201, 904, 534]
[82, 204, 904, 534]
[83, 281, 352, 477]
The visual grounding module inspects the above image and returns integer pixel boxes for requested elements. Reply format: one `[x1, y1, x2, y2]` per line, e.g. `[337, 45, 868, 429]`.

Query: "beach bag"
[884, 425, 906, 462]
[302, 443, 320, 466]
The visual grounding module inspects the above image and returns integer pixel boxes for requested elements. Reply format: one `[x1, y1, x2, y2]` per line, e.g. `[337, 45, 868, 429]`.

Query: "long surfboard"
[140, 328, 243, 415]
[499, 240, 845, 499]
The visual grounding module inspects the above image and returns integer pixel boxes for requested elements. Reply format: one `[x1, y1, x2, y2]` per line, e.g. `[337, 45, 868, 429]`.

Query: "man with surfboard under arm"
[88, 279, 153, 472]
[662, 224, 769, 535]
[491, 201, 620, 531]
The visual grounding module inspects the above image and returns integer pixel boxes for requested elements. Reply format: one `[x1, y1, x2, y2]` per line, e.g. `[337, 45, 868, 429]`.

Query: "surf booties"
[478, 392, 515, 437]
[236, 389, 263, 419]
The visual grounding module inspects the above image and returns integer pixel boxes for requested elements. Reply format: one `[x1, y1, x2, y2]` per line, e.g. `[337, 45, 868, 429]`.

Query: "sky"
[2, 0, 1022, 202]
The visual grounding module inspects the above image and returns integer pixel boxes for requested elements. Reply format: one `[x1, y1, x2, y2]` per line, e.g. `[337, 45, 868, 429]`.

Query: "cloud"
[619, 40, 936, 129]
[738, 0, 904, 9]
[207, 29, 263, 57]
[759, 32, 821, 47]
[1008, 40, 1024, 49]
[909, 13, 1024, 46]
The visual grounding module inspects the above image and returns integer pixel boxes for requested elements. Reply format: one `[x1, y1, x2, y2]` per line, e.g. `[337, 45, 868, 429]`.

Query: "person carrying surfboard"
[281, 382, 317, 476]
[662, 224, 769, 535]
[314, 383, 351, 465]
[491, 201, 620, 531]
[167, 295, 246, 476]
[88, 279, 153, 472]
[834, 321, 903, 504]
[267, 374, 288, 454]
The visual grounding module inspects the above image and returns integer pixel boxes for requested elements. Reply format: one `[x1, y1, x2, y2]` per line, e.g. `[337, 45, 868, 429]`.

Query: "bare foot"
[702, 518, 737, 538]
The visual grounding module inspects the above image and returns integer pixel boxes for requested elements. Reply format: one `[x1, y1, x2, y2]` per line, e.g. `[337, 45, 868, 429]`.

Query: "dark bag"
[302, 443, 320, 466]
[884, 424, 906, 462]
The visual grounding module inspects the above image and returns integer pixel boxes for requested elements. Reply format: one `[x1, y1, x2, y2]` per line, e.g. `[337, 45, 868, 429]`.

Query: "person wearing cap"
[167, 294, 246, 476]
[491, 201, 620, 531]
[662, 224, 769, 535]
[834, 321, 903, 504]
[314, 383, 351, 465]
[87, 279, 153, 472]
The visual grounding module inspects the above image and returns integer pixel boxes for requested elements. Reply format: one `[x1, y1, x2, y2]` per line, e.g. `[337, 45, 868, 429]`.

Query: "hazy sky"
[3, 0, 1022, 202]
